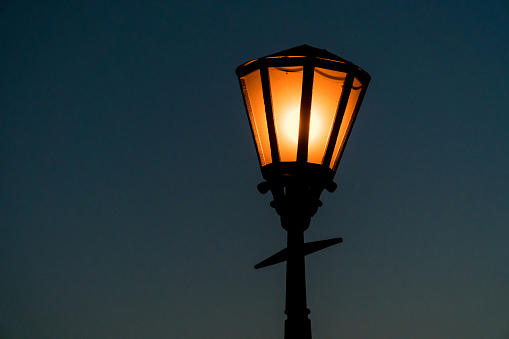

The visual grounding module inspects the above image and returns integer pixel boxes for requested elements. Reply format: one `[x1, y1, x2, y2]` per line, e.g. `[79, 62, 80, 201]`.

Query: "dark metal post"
[277, 182, 318, 339]
[256, 178, 338, 339]
[284, 228, 311, 339]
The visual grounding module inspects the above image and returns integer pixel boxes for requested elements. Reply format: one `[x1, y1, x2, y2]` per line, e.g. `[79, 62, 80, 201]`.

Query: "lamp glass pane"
[268, 66, 304, 162]
[330, 77, 363, 169]
[308, 68, 346, 165]
[240, 70, 272, 166]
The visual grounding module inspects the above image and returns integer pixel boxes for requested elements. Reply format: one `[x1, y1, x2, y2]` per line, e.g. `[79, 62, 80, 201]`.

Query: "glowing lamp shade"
[236, 45, 370, 185]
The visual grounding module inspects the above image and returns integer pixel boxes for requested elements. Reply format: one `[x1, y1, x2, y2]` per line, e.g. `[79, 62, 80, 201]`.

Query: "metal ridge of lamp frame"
[236, 44, 371, 339]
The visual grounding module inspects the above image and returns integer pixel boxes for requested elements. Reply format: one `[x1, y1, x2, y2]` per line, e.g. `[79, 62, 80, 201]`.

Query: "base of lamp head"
[261, 162, 335, 190]
[257, 163, 338, 231]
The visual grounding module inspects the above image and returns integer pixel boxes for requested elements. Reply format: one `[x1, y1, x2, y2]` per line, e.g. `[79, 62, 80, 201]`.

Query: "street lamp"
[236, 45, 370, 339]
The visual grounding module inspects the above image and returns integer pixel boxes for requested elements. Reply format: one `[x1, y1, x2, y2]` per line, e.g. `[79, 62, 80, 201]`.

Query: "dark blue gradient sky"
[1, 1, 509, 338]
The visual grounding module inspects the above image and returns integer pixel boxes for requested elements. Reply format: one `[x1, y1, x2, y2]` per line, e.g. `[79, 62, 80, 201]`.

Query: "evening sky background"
[1, 1, 509, 338]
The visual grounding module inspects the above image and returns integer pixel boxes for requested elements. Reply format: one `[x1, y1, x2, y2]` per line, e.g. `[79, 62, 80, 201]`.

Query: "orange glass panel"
[241, 70, 272, 166]
[269, 66, 304, 162]
[330, 77, 363, 169]
[308, 68, 346, 165]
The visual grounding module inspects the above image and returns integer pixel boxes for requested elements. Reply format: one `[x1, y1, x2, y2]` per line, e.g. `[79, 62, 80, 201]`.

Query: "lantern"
[236, 44, 370, 188]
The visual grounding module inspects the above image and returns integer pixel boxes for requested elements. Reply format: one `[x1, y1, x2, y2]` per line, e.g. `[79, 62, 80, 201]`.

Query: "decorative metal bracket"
[254, 237, 343, 269]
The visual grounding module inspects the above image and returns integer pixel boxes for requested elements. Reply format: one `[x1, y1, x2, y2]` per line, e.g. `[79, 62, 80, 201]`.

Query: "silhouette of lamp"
[236, 45, 370, 339]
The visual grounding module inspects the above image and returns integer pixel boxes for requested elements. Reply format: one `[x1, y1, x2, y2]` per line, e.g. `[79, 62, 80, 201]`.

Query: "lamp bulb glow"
[284, 109, 322, 144]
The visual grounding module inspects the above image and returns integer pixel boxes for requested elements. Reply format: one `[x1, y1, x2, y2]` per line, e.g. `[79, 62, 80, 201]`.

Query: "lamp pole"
[258, 178, 335, 339]
[236, 45, 370, 339]
[277, 182, 317, 339]
[284, 227, 310, 339]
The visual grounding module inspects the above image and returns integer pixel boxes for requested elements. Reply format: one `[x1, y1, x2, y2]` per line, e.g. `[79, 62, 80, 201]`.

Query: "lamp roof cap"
[236, 44, 370, 83]
[265, 44, 348, 63]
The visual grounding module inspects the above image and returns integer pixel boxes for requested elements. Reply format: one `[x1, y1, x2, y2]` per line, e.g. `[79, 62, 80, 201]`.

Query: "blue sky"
[1, 1, 509, 338]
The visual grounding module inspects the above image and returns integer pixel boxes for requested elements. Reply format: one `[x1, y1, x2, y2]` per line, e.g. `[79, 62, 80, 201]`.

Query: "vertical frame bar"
[297, 62, 314, 163]
[260, 66, 280, 163]
[322, 72, 355, 166]
[238, 76, 264, 166]
[331, 84, 368, 170]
